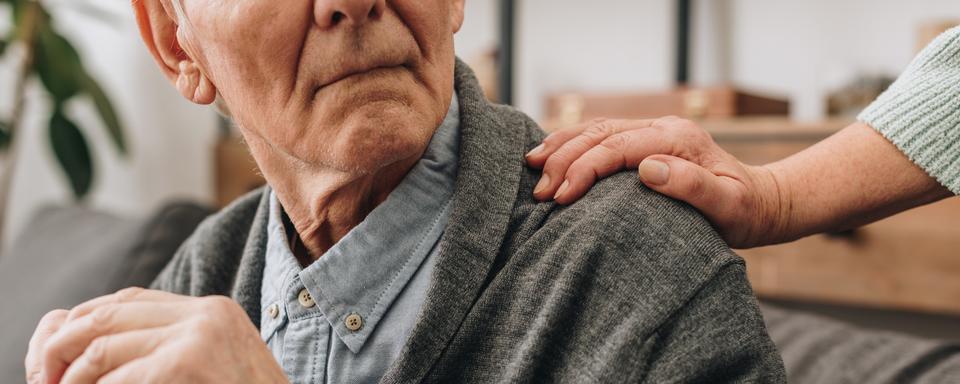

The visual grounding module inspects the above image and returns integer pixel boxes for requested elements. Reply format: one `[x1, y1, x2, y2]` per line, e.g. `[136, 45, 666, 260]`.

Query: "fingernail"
[534, 174, 551, 195]
[526, 144, 545, 158]
[638, 159, 670, 185]
[554, 180, 570, 200]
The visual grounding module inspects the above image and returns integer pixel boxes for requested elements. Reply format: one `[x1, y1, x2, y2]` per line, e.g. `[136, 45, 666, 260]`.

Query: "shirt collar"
[261, 93, 460, 352]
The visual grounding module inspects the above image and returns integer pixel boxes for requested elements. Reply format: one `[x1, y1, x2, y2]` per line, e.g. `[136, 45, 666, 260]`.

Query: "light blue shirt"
[259, 95, 460, 384]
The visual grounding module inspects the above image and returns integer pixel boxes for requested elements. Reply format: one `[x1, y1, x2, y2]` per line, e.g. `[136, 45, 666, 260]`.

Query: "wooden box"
[543, 86, 789, 132]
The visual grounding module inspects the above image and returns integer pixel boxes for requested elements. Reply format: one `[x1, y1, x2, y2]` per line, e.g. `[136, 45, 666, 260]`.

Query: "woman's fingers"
[553, 127, 687, 204]
[525, 126, 585, 168]
[59, 328, 166, 384]
[529, 119, 657, 200]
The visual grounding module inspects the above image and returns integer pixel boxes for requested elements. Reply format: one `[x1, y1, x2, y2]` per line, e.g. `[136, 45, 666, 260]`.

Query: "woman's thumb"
[638, 155, 732, 215]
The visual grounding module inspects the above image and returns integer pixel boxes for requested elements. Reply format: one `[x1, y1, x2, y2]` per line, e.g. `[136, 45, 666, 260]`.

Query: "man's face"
[175, 0, 464, 173]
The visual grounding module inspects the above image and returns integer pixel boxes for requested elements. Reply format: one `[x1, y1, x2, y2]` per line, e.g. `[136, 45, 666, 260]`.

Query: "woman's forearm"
[763, 122, 952, 243]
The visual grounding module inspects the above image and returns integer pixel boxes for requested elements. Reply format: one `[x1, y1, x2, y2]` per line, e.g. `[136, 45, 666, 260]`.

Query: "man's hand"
[25, 288, 287, 384]
[525, 117, 785, 249]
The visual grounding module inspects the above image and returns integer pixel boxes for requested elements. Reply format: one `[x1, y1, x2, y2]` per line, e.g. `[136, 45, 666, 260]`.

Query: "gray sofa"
[0, 202, 212, 383]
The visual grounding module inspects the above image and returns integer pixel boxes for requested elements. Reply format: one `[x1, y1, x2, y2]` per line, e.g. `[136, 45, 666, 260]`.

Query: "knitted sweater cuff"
[858, 26, 960, 195]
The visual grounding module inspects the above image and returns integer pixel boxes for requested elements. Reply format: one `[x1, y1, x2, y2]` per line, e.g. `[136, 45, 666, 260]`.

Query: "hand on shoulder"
[525, 116, 786, 249]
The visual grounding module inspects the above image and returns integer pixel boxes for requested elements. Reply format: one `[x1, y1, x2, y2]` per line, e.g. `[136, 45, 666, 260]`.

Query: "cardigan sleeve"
[858, 26, 960, 194]
[639, 263, 787, 383]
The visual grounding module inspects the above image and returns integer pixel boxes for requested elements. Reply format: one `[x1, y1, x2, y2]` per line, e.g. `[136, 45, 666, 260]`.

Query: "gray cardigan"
[153, 60, 786, 383]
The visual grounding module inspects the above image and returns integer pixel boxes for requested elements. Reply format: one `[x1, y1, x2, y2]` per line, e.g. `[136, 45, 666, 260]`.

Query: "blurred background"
[1, 2, 960, 377]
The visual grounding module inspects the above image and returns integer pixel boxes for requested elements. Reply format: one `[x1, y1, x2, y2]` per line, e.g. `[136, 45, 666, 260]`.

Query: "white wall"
[456, 0, 960, 121]
[454, 0, 676, 120]
[515, 0, 676, 120]
[728, 0, 960, 120]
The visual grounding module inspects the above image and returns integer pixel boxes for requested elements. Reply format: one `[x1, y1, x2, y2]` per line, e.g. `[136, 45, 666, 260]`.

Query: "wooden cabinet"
[740, 199, 960, 316]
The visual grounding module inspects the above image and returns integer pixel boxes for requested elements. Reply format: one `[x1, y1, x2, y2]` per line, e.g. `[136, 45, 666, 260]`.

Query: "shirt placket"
[281, 278, 332, 384]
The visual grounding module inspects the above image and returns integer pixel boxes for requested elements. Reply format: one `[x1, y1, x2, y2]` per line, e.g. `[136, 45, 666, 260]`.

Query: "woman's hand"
[525, 117, 786, 249]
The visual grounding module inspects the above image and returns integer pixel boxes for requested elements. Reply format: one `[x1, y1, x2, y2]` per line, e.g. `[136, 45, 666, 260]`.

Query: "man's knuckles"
[66, 336, 112, 380]
[200, 295, 245, 320]
[113, 287, 147, 303]
[25, 364, 42, 384]
[38, 309, 70, 327]
[184, 297, 248, 341]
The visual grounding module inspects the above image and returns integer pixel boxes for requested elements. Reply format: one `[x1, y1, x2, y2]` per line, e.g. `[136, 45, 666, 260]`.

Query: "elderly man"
[25, 0, 785, 382]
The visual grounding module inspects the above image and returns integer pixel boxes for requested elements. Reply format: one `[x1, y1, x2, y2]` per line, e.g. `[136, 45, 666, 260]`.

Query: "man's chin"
[320, 128, 430, 175]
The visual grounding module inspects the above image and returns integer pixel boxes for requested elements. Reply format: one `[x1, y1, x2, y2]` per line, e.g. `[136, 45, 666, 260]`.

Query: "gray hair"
[171, 0, 233, 119]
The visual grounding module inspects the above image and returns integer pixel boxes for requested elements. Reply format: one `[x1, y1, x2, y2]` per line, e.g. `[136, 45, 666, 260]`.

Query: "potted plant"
[0, 0, 127, 240]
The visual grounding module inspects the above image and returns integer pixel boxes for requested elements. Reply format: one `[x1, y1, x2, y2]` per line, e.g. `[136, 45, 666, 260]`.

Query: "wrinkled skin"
[26, 0, 466, 383]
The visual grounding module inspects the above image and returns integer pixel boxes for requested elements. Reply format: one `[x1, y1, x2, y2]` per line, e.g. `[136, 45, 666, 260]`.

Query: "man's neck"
[288, 157, 420, 263]
[247, 137, 423, 263]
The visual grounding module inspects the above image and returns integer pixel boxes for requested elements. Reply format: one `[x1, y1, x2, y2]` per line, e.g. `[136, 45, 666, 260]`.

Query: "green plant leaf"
[0, 121, 10, 151]
[0, 38, 7, 57]
[49, 109, 93, 199]
[11, 0, 22, 25]
[81, 75, 127, 155]
[34, 23, 85, 104]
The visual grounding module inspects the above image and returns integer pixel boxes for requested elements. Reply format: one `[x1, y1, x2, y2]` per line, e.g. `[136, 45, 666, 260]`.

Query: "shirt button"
[297, 289, 316, 308]
[345, 313, 363, 332]
[267, 303, 280, 319]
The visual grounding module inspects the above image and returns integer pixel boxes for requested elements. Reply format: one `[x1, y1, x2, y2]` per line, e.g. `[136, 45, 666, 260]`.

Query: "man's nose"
[313, 0, 386, 29]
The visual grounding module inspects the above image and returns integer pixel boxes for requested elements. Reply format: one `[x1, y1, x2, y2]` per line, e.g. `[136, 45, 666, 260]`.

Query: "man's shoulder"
[151, 187, 268, 294]
[511, 167, 742, 280]
[482, 101, 742, 296]
[501, 157, 746, 329]
[467, 160, 776, 380]
[553, 171, 735, 264]
[192, 187, 268, 244]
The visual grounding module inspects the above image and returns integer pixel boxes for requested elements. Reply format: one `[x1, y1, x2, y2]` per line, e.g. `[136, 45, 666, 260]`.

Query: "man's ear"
[132, 0, 217, 105]
[450, 0, 465, 33]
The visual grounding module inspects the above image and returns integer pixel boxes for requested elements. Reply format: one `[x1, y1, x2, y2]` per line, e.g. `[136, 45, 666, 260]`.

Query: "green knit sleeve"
[858, 26, 960, 194]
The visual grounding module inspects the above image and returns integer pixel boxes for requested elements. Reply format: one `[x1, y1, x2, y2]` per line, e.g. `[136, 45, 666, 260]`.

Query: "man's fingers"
[638, 155, 743, 220]
[26, 310, 68, 384]
[95, 357, 157, 384]
[67, 288, 187, 322]
[42, 302, 186, 384]
[59, 328, 165, 384]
